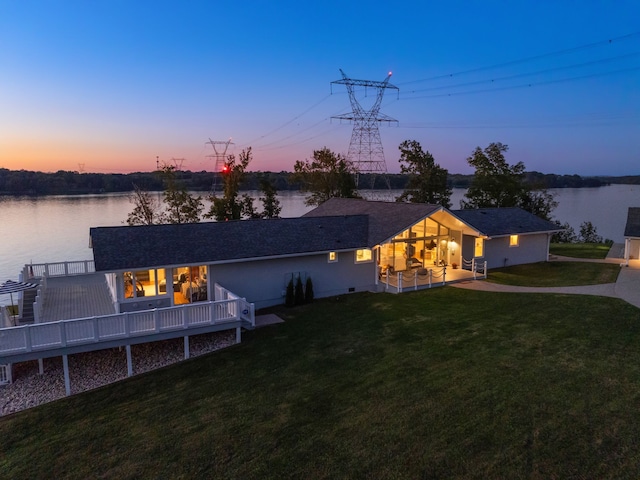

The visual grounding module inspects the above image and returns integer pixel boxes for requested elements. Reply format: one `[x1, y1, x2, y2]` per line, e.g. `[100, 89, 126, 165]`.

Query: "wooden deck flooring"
[38, 273, 116, 323]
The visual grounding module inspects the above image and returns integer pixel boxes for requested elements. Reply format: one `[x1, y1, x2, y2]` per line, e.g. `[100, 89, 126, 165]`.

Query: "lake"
[1, 185, 639, 304]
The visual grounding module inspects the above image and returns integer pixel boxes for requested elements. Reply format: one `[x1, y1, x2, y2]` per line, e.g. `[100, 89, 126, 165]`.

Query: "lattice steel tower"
[206, 138, 234, 193]
[331, 69, 399, 191]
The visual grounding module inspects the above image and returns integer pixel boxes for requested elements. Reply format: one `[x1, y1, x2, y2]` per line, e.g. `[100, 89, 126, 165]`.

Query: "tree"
[292, 147, 359, 206]
[461, 143, 527, 209]
[205, 148, 257, 221]
[160, 165, 203, 224]
[579, 221, 603, 243]
[259, 177, 282, 219]
[461, 142, 557, 220]
[126, 184, 161, 225]
[396, 140, 451, 207]
[551, 221, 577, 243]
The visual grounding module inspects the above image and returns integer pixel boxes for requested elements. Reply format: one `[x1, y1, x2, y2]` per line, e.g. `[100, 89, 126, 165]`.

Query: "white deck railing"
[0, 297, 252, 358]
[24, 260, 95, 280]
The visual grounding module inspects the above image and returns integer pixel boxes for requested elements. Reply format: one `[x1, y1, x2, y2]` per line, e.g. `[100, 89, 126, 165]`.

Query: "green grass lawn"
[550, 242, 612, 259]
[487, 261, 621, 287]
[3, 289, 640, 479]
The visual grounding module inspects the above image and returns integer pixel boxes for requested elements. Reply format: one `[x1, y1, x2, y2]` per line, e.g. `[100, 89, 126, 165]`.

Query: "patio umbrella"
[0, 279, 39, 313]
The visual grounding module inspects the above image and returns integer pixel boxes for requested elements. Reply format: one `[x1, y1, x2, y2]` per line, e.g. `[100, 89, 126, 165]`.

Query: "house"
[89, 198, 561, 311]
[623, 207, 640, 265]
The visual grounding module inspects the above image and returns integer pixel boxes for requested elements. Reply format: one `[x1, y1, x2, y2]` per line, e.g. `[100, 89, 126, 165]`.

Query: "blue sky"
[0, 1, 638, 175]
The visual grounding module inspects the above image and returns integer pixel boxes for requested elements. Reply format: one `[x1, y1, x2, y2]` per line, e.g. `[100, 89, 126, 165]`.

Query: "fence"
[24, 260, 95, 280]
[0, 296, 252, 359]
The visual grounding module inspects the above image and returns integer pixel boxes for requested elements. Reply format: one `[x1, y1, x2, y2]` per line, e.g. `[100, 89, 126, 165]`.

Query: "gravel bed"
[0, 330, 236, 416]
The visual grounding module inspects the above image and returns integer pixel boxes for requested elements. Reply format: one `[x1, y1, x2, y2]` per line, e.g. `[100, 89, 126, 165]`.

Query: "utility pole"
[206, 138, 234, 193]
[331, 69, 399, 197]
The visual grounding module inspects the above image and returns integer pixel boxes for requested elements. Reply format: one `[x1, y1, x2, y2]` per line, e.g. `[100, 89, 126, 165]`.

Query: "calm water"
[1, 185, 639, 304]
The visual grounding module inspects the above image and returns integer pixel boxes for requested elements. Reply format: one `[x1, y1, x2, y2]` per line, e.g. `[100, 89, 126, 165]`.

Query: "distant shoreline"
[0, 167, 633, 197]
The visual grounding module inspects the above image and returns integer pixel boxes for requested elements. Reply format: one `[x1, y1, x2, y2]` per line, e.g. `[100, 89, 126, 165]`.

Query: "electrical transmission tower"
[206, 138, 234, 193]
[331, 69, 399, 195]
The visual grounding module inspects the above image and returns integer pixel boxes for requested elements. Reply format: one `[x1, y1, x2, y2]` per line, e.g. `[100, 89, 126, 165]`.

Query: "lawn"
[487, 261, 621, 287]
[550, 242, 613, 259]
[2, 289, 640, 479]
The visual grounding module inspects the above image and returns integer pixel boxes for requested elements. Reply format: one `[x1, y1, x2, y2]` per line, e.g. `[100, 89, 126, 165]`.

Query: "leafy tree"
[396, 140, 451, 207]
[579, 221, 603, 243]
[519, 188, 558, 221]
[126, 184, 161, 225]
[259, 178, 282, 219]
[160, 165, 203, 224]
[292, 147, 359, 206]
[205, 148, 257, 221]
[461, 143, 527, 209]
[461, 142, 557, 220]
[551, 221, 577, 243]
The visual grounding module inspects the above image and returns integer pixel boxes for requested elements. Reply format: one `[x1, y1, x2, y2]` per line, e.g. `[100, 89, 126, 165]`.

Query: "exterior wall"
[462, 233, 551, 269]
[209, 251, 377, 309]
[627, 238, 640, 260]
[484, 233, 550, 269]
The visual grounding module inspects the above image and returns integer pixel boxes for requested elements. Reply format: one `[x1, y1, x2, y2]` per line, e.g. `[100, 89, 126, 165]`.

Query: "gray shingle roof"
[91, 215, 369, 272]
[624, 207, 640, 237]
[303, 198, 441, 245]
[451, 207, 561, 237]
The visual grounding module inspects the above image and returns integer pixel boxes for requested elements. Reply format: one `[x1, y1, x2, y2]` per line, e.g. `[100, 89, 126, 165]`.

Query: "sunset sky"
[0, 1, 638, 176]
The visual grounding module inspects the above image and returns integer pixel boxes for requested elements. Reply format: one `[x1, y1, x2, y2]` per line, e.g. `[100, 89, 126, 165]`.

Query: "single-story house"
[623, 207, 640, 265]
[89, 198, 561, 310]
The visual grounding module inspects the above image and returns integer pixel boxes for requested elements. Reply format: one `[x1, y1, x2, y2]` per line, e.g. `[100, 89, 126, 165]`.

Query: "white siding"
[484, 233, 551, 269]
[208, 251, 377, 309]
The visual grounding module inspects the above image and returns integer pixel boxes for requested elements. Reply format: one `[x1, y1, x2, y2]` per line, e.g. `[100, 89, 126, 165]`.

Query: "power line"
[396, 31, 640, 86]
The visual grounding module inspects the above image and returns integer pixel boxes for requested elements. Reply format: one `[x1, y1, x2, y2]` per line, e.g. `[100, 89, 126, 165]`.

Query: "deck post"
[184, 336, 190, 360]
[126, 344, 133, 377]
[62, 355, 71, 396]
[38, 358, 44, 375]
[235, 326, 241, 344]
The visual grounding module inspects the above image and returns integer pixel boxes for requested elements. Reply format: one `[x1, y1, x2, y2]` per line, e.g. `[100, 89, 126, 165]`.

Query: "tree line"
[0, 166, 614, 196]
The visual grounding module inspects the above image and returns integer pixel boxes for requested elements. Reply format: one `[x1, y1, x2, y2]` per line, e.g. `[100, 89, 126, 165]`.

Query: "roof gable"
[91, 215, 369, 272]
[303, 198, 441, 245]
[451, 207, 561, 237]
[624, 207, 640, 237]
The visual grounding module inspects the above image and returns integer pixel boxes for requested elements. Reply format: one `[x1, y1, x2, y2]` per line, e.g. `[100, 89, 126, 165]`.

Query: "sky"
[0, 1, 639, 176]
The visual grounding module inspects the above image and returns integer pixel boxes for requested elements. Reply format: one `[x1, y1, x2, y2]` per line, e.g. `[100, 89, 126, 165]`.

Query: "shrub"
[295, 276, 305, 305]
[285, 278, 295, 307]
[305, 277, 314, 303]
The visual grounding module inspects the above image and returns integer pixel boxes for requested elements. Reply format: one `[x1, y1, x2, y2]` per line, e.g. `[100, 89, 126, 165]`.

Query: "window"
[328, 251, 338, 263]
[124, 268, 168, 299]
[355, 248, 373, 263]
[474, 238, 484, 258]
[509, 235, 519, 247]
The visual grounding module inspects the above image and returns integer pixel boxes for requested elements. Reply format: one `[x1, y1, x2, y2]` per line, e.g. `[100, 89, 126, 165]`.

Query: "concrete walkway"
[451, 246, 640, 309]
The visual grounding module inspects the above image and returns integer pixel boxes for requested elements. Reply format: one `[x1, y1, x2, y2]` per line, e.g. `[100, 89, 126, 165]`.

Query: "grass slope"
[487, 261, 621, 287]
[2, 289, 640, 479]
[550, 243, 612, 259]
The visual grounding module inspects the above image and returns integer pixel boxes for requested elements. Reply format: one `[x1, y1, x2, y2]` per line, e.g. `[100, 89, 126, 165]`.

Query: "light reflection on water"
[1, 185, 638, 304]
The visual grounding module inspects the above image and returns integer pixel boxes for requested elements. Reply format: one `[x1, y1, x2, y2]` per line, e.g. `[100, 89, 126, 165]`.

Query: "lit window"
[328, 251, 338, 263]
[510, 235, 519, 247]
[355, 248, 373, 263]
[474, 238, 484, 257]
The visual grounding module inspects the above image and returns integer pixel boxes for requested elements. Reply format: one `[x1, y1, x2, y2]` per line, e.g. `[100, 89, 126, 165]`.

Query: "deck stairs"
[20, 288, 37, 324]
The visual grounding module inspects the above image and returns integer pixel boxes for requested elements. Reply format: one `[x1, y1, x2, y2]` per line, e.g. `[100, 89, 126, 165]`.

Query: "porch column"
[38, 358, 44, 375]
[184, 336, 190, 360]
[235, 326, 241, 344]
[126, 344, 133, 377]
[62, 355, 71, 396]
